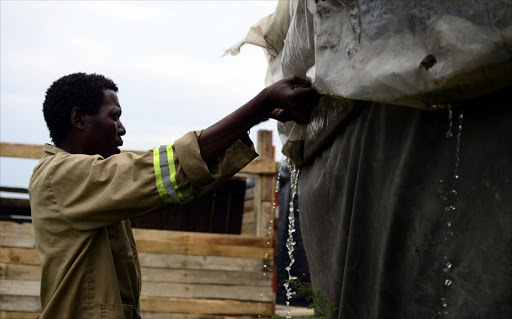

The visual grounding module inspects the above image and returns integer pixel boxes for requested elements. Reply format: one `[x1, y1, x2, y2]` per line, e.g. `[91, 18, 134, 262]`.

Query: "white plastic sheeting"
[226, 0, 512, 161]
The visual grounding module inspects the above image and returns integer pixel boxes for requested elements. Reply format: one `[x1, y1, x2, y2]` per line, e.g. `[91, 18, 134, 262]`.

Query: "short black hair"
[43, 73, 118, 144]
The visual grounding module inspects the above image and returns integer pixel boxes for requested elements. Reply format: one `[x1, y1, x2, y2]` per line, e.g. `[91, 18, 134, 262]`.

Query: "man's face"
[82, 89, 126, 158]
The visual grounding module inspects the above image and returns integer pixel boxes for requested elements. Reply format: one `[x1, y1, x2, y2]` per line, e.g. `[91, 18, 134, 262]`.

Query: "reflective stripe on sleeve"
[165, 145, 185, 202]
[158, 145, 181, 203]
[153, 146, 177, 204]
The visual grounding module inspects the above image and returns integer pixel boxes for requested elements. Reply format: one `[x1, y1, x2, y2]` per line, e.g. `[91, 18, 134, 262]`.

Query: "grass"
[270, 280, 338, 319]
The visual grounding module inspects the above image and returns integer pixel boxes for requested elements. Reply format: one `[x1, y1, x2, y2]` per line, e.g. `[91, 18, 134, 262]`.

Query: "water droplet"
[447, 222, 451, 227]
[443, 310, 449, 315]
[259, 293, 263, 297]
[446, 106, 454, 138]
[440, 194, 448, 201]
[443, 262, 453, 272]
[454, 175, 459, 179]
[445, 279, 452, 286]
[263, 264, 267, 268]
[450, 190, 457, 195]
[266, 241, 270, 245]
[450, 206, 456, 211]
[264, 253, 268, 258]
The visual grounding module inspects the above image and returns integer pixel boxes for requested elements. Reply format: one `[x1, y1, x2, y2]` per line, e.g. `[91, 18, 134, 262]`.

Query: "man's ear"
[70, 107, 85, 131]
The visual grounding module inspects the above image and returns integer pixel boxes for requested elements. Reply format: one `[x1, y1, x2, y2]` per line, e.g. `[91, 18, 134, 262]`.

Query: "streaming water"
[436, 108, 464, 318]
[283, 157, 300, 319]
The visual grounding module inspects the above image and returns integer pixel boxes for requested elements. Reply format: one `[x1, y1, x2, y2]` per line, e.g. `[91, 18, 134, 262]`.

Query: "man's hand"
[198, 76, 320, 163]
[263, 76, 321, 124]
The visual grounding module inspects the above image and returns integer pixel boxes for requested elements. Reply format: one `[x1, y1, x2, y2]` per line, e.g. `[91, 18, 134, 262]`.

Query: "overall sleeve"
[46, 131, 257, 231]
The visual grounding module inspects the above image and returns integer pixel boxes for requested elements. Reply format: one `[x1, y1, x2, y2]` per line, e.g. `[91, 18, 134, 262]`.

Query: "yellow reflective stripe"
[159, 146, 180, 203]
[166, 145, 185, 202]
[153, 147, 173, 204]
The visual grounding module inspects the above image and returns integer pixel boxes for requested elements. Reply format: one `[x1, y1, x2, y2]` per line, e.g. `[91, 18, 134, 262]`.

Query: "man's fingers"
[285, 75, 312, 88]
[270, 106, 313, 124]
[290, 86, 321, 110]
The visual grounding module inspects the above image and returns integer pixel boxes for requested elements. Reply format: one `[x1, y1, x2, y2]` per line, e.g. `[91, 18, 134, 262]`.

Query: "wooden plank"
[0, 142, 277, 175]
[240, 160, 278, 175]
[140, 296, 272, 315]
[141, 282, 273, 302]
[0, 295, 40, 312]
[260, 176, 275, 202]
[241, 222, 255, 235]
[256, 131, 274, 161]
[135, 240, 270, 259]
[243, 199, 254, 212]
[275, 305, 315, 318]
[0, 248, 274, 273]
[138, 253, 273, 273]
[0, 143, 43, 160]
[0, 264, 40, 281]
[140, 314, 258, 319]
[132, 227, 269, 248]
[242, 211, 255, 224]
[0, 279, 273, 302]
[0, 248, 39, 265]
[0, 263, 271, 287]
[0, 199, 30, 209]
[258, 202, 274, 238]
[0, 311, 40, 319]
[244, 187, 254, 200]
[0, 142, 145, 159]
[141, 267, 271, 286]
[0, 188, 28, 194]
[134, 232, 273, 259]
[252, 175, 262, 236]
[0, 223, 35, 249]
[0, 221, 271, 248]
[0, 280, 39, 297]
[0, 222, 274, 259]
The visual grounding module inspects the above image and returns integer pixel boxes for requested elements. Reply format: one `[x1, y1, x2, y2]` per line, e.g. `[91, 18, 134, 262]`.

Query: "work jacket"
[28, 131, 257, 319]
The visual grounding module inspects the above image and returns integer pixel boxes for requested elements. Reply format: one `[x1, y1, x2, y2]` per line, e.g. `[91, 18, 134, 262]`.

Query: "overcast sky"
[0, 0, 281, 190]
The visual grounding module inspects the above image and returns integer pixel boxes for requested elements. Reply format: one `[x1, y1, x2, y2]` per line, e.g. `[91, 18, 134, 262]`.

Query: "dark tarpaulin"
[299, 88, 512, 318]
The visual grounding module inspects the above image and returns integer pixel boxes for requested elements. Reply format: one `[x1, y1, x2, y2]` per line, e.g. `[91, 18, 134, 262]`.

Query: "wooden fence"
[0, 130, 278, 318]
[0, 221, 274, 318]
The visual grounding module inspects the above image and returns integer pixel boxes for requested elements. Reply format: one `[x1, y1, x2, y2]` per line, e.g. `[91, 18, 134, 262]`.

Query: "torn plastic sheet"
[225, 0, 512, 162]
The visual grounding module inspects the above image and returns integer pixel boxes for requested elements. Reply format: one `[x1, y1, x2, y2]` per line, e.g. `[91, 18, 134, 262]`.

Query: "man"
[29, 72, 319, 319]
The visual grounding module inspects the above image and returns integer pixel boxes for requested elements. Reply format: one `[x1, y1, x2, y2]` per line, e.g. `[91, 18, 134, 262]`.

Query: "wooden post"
[255, 130, 275, 237]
